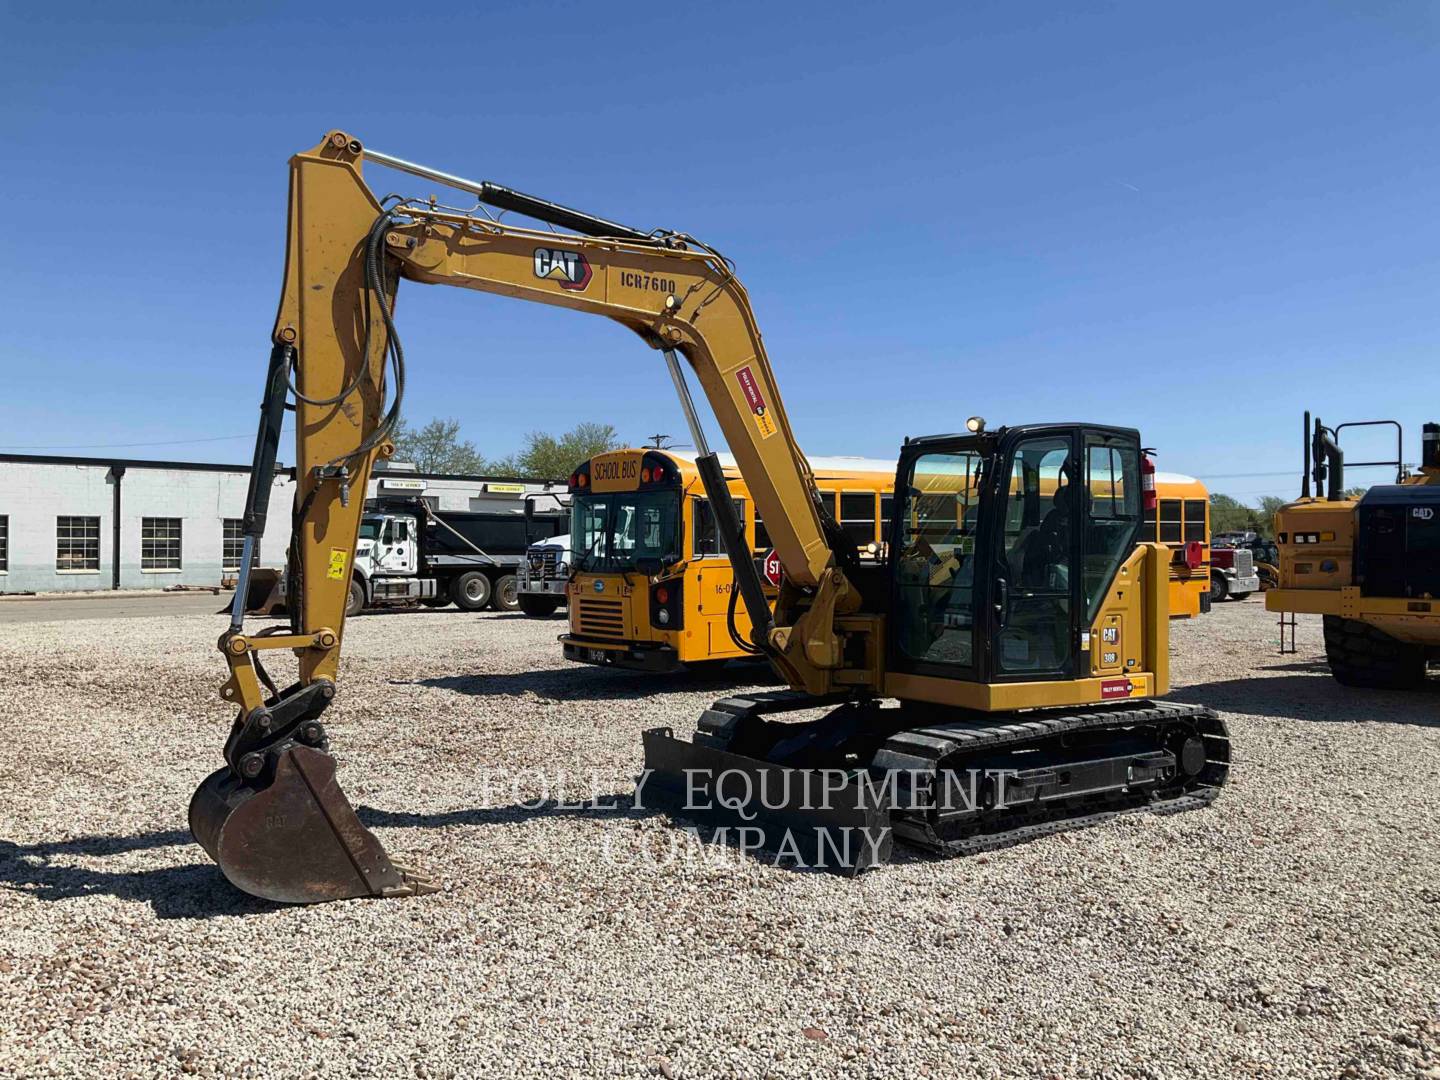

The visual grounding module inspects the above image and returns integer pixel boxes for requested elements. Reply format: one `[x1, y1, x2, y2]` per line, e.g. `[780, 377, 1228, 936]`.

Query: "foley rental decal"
[533, 248, 592, 291]
[734, 365, 777, 439]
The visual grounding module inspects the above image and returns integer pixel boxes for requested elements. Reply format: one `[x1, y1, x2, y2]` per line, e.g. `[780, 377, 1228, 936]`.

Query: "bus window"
[1158, 499, 1183, 543]
[840, 492, 877, 546]
[1143, 503, 1157, 541]
[1183, 499, 1207, 542]
[880, 494, 895, 533]
[817, 490, 837, 517]
[693, 498, 747, 557]
[753, 511, 770, 553]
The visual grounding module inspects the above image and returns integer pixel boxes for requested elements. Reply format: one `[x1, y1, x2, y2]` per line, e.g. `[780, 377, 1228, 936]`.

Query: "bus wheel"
[453, 571, 492, 611]
[491, 574, 520, 611]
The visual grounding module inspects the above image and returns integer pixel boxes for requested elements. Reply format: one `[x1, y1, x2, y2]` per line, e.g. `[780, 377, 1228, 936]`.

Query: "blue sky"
[2, 2, 1437, 500]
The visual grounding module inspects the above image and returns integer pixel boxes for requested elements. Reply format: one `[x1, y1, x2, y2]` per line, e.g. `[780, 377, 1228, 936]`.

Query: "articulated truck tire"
[1323, 615, 1427, 690]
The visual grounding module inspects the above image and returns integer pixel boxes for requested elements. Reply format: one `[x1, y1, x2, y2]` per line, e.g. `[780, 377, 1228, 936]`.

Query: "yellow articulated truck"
[560, 449, 893, 672]
[1267, 412, 1440, 688]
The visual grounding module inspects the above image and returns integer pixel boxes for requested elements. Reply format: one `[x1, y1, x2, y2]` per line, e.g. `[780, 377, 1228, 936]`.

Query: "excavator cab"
[888, 425, 1145, 685]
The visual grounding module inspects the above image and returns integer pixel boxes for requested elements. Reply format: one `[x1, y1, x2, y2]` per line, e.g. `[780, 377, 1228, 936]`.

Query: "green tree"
[1341, 486, 1370, 499]
[1209, 494, 1267, 536]
[390, 417, 487, 474]
[514, 422, 621, 479]
[1255, 495, 1289, 535]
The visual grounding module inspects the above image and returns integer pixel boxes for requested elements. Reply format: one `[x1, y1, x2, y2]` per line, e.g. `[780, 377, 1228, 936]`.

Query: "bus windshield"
[570, 490, 680, 572]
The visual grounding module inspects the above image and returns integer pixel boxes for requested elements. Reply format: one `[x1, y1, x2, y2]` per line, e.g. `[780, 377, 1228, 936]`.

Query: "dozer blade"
[188, 744, 436, 904]
[640, 727, 893, 875]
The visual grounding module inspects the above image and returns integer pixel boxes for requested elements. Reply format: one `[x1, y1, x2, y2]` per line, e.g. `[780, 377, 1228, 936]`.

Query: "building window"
[141, 517, 183, 571]
[57, 516, 101, 571]
[0, 515, 7, 571]
[222, 519, 260, 571]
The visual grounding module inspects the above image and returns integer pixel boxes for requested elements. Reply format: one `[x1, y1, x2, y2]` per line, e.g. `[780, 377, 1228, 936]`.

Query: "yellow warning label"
[754, 410, 777, 439]
[327, 549, 347, 580]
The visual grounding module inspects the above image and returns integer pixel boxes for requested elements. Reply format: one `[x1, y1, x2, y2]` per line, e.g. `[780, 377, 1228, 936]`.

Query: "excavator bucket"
[219, 568, 288, 617]
[188, 744, 436, 904]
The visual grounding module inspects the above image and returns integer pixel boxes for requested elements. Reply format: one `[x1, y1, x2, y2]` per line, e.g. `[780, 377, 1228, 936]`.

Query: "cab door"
[376, 516, 418, 575]
[986, 428, 1081, 681]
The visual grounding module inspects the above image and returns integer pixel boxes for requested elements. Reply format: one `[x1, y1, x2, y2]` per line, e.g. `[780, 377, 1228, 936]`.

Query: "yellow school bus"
[1146, 473, 1211, 618]
[561, 448, 895, 672]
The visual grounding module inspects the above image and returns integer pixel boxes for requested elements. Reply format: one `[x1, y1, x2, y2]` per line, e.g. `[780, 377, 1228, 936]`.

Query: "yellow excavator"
[1267, 412, 1439, 688]
[189, 132, 1230, 902]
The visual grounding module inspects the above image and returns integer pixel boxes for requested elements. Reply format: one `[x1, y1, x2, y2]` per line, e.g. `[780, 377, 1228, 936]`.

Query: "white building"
[0, 454, 563, 594]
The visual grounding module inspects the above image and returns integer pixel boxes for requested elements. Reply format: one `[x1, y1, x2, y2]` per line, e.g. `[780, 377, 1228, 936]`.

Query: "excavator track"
[872, 699, 1229, 855]
[641, 693, 1229, 873]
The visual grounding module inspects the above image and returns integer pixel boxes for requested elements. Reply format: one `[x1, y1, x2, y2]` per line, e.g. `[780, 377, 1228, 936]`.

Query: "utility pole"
[646, 434, 674, 450]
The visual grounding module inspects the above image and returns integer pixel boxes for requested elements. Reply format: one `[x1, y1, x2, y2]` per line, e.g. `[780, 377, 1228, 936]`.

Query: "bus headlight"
[657, 608, 670, 625]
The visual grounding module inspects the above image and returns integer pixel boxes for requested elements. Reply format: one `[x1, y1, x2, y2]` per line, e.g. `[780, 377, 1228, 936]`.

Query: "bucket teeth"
[389, 864, 441, 897]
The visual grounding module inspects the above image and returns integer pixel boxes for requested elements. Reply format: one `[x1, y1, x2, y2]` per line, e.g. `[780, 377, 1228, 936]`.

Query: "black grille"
[576, 597, 625, 638]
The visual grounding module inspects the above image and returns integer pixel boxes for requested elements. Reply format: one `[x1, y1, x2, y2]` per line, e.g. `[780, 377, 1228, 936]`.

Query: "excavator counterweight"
[192, 133, 1228, 899]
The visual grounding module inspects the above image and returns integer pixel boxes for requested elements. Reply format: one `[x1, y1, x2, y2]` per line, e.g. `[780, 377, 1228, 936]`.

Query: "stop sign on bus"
[762, 548, 783, 586]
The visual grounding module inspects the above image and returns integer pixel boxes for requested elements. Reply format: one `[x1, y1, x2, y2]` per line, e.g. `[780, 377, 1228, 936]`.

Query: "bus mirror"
[636, 557, 664, 577]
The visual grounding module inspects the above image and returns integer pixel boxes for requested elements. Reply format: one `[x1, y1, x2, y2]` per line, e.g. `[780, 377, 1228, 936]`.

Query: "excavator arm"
[191, 132, 877, 901]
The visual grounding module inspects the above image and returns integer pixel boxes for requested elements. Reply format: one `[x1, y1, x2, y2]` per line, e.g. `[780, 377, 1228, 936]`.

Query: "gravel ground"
[1, 600, 1436, 1079]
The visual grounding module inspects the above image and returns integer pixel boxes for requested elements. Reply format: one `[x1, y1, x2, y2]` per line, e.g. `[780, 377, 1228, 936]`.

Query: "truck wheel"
[1229, 592, 1252, 602]
[491, 574, 520, 612]
[1323, 615, 1427, 690]
[518, 595, 561, 617]
[346, 577, 366, 618]
[453, 571, 492, 611]
[1209, 574, 1229, 603]
[420, 595, 451, 609]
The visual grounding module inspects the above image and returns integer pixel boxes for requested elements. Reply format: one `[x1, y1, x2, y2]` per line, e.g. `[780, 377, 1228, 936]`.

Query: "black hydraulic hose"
[694, 453, 774, 653]
[725, 572, 764, 656]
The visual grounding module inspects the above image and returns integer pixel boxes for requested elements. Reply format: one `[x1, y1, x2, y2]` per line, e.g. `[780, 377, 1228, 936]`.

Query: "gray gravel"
[1, 600, 1437, 1079]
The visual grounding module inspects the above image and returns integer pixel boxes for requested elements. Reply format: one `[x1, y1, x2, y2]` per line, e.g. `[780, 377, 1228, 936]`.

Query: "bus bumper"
[562, 636, 683, 673]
